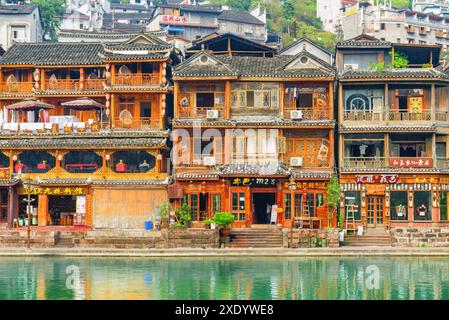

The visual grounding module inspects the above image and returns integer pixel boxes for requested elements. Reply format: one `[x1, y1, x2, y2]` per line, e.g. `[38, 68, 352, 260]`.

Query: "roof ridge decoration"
[279, 36, 333, 56]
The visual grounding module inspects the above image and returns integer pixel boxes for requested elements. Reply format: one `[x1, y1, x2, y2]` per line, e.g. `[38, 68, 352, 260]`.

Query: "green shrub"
[212, 212, 235, 228]
[173, 201, 191, 228]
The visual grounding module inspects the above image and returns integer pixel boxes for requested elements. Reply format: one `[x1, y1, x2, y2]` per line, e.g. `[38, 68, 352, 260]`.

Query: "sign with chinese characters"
[76, 196, 86, 214]
[409, 97, 423, 113]
[0, 168, 10, 180]
[390, 157, 433, 168]
[231, 178, 277, 187]
[282, 181, 328, 190]
[355, 174, 399, 184]
[18, 186, 87, 196]
[73, 213, 86, 226]
[161, 15, 188, 24]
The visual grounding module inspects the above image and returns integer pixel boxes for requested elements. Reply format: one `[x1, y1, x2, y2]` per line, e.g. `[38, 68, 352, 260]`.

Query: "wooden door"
[230, 187, 250, 228]
[367, 196, 385, 227]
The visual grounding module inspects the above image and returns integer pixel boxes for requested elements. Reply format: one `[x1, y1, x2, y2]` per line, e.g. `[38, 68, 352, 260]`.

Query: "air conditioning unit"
[203, 156, 216, 166]
[290, 110, 303, 120]
[344, 63, 359, 70]
[206, 109, 219, 119]
[290, 157, 303, 167]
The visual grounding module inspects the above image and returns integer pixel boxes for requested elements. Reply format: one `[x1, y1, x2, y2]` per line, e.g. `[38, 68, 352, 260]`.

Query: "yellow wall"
[92, 187, 168, 229]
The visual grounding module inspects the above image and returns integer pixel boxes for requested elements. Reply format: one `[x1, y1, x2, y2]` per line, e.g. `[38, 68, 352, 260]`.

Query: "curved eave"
[173, 75, 238, 81]
[239, 76, 335, 81]
[103, 58, 169, 63]
[339, 77, 449, 82]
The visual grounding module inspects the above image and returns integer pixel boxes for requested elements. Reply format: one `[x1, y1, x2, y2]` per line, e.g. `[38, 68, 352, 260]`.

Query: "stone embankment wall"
[391, 228, 449, 247]
[0, 229, 220, 249]
[285, 229, 340, 248]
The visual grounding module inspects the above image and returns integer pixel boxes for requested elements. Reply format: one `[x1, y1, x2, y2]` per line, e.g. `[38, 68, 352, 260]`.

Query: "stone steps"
[229, 228, 283, 248]
[343, 235, 392, 247]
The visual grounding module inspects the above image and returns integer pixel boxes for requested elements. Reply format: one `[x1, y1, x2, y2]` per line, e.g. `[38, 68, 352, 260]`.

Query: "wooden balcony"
[0, 82, 34, 94]
[177, 105, 224, 118]
[343, 157, 386, 169]
[43, 79, 105, 92]
[344, 110, 385, 121]
[435, 112, 449, 122]
[284, 154, 329, 167]
[283, 107, 330, 120]
[388, 111, 432, 121]
[114, 73, 160, 86]
[112, 117, 160, 130]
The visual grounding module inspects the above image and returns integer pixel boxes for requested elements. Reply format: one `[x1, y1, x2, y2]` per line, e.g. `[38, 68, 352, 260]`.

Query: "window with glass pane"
[231, 192, 246, 221]
[414, 191, 431, 221]
[284, 194, 291, 220]
[316, 194, 324, 208]
[440, 192, 448, 221]
[239, 193, 245, 210]
[345, 191, 361, 220]
[390, 191, 408, 220]
[294, 194, 302, 218]
[212, 194, 221, 214]
[306, 194, 315, 217]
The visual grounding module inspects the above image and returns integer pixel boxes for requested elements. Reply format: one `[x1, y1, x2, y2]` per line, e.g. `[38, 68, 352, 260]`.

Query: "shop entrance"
[48, 196, 76, 226]
[252, 192, 276, 224]
[367, 196, 385, 227]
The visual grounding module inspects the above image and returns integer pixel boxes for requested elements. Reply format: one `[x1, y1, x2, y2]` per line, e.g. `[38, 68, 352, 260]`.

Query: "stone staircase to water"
[343, 228, 392, 246]
[229, 226, 284, 248]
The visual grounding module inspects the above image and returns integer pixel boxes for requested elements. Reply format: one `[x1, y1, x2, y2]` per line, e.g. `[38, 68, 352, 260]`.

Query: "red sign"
[161, 15, 188, 24]
[355, 174, 399, 184]
[390, 157, 433, 168]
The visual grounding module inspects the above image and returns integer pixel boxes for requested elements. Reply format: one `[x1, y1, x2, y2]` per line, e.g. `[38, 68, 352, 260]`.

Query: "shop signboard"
[390, 157, 432, 168]
[231, 178, 277, 187]
[355, 174, 399, 184]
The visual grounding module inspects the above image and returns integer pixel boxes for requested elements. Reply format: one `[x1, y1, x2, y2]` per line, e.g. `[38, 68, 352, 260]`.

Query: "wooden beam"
[225, 80, 231, 119]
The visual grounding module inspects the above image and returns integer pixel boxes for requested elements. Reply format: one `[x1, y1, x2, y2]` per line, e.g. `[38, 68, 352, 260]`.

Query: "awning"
[5, 99, 55, 111]
[61, 97, 105, 110]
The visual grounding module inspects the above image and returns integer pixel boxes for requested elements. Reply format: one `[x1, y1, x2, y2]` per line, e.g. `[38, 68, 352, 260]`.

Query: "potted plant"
[172, 201, 192, 228]
[212, 212, 235, 237]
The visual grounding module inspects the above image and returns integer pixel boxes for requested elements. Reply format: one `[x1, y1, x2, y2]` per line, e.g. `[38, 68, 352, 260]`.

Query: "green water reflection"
[0, 257, 448, 300]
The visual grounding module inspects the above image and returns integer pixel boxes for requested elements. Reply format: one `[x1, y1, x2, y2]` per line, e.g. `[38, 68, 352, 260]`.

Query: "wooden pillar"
[432, 133, 437, 167]
[110, 93, 116, 129]
[137, 62, 142, 75]
[225, 80, 231, 119]
[329, 129, 334, 168]
[7, 186, 14, 226]
[391, 46, 395, 66]
[328, 81, 334, 120]
[9, 152, 13, 175]
[431, 83, 436, 122]
[338, 83, 343, 123]
[279, 82, 284, 118]
[111, 64, 116, 86]
[55, 150, 61, 173]
[156, 152, 162, 174]
[79, 67, 84, 91]
[37, 194, 48, 226]
[173, 81, 179, 118]
[102, 150, 107, 174]
[159, 94, 165, 130]
[339, 134, 344, 168]
[85, 193, 92, 227]
[385, 133, 390, 167]
[40, 69, 46, 91]
[384, 83, 389, 121]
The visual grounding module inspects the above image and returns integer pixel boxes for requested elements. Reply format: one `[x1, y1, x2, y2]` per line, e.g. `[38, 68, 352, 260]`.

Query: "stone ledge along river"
[0, 256, 448, 300]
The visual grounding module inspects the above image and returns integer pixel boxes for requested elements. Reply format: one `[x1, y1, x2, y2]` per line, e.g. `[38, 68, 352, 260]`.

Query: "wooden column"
[432, 133, 437, 167]
[102, 150, 107, 174]
[7, 186, 14, 226]
[328, 81, 334, 120]
[173, 81, 179, 118]
[9, 152, 13, 175]
[384, 83, 389, 122]
[40, 69, 46, 91]
[384, 133, 390, 167]
[79, 67, 84, 91]
[328, 129, 334, 168]
[0, 67, 3, 88]
[338, 83, 343, 123]
[111, 64, 116, 86]
[85, 193, 92, 227]
[37, 194, 48, 226]
[431, 83, 436, 122]
[225, 80, 231, 119]
[55, 150, 61, 174]
[338, 134, 344, 168]
[279, 82, 284, 118]
[156, 152, 162, 174]
[110, 94, 116, 129]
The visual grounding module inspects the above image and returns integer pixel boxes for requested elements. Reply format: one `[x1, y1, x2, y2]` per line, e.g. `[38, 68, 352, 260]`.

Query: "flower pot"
[220, 227, 231, 237]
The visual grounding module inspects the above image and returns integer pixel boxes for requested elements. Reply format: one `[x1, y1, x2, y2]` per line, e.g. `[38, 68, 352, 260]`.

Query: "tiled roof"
[218, 10, 265, 26]
[110, 3, 154, 11]
[27, 178, 169, 186]
[102, 52, 169, 61]
[0, 130, 169, 138]
[174, 52, 335, 79]
[337, 35, 392, 49]
[339, 68, 449, 80]
[57, 29, 167, 41]
[0, 42, 104, 66]
[0, 4, 38, 14]
[291, 170, 333, 179]
[175, 173, 220, 180]
[0, 137, 167, 148]
[103, 43, 171, 51]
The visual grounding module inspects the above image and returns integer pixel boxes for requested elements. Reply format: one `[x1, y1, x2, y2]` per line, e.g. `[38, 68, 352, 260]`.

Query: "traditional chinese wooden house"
[171, 37, 336, 228]
[337, 35, 449, 232]
[0, 33, 176, 229]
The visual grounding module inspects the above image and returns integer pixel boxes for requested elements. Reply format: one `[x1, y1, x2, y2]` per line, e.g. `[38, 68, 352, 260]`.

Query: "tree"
[32, 0, 65, 40]
[326, 176, 341, 228]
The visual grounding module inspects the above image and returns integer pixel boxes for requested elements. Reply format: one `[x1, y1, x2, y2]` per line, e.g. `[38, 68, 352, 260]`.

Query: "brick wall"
[391, 227, 449, 247]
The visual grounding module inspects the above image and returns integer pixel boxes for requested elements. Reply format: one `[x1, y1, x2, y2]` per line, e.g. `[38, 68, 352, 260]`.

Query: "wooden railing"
[344, 110, 385, 121]
[45, 79, 80, 92]
[435, 112, 449, 122]
[283, 107, 330, 120]
[437, 158, 449, 169]
[112, 117, 160, 130]
[177, 105, 224, 118]
[388, 111, 432, 121]
[284, 154, 329, 167]
[114, 73, 160, 86]
[0, 82, 34, 94]
[343, 157, 386, 169]
[83, 79, 105, 91]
